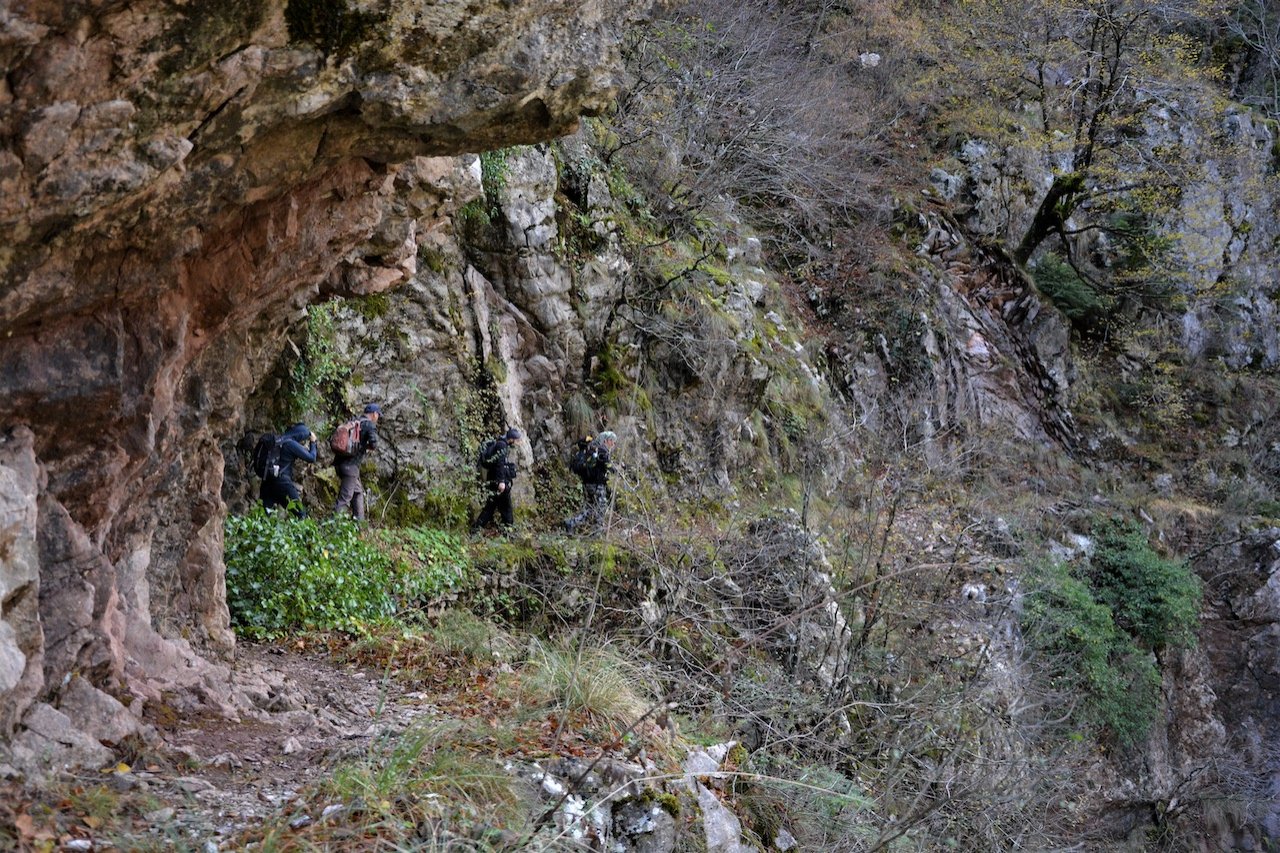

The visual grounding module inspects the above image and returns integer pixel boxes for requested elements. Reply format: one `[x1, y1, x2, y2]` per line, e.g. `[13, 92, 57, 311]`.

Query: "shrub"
[1023, 561, 1161, 747]
[224, 507, 396, 637]
[1031, 253, 1110, 330]
[1089, 518, 1202, 652]
[374, 526, 474, 609]
[224, 508, 474, 637]
[1022, 518, 1200, 745]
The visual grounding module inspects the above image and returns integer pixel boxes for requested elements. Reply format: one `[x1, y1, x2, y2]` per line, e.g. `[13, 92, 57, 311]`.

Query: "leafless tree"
[1227, 0, 1280, 116]
[610, 0, 902, 262]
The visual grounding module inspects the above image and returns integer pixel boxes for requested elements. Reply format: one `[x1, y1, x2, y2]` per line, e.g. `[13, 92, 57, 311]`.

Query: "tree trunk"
[1014, 172, 1085, 266]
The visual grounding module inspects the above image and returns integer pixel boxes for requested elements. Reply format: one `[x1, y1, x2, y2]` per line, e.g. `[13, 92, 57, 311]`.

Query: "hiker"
[565, 430, 617, 534]
[333, 403, 380, 521]
[259, 423, 318, 516]
[472, 427, 522, 532]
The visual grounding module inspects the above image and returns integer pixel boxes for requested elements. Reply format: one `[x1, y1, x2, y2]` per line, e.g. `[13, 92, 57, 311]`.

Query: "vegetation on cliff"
[216, 0, 1276, 846]
[5, 0, 1279, 849]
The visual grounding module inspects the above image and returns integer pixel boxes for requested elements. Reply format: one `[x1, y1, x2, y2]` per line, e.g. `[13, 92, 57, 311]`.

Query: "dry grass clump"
[519, 638, 654, 733]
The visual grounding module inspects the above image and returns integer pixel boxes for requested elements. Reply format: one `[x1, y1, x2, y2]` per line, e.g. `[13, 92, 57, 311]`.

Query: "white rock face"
[0, 428, 42, 737]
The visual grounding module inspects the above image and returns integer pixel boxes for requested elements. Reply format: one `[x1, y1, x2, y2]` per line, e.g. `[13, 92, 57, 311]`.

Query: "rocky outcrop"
[0, 0, 649, 775]
[916, 211, 1077, 447]
[1177, 529, 1279, 847]
[257, 133, 826, 522]
[811, 207, 1077, 453]
[936, 103, 1280, 372]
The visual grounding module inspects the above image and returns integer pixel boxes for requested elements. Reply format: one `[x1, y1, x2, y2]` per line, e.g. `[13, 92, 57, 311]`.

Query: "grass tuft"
[521, 639, 653, 732]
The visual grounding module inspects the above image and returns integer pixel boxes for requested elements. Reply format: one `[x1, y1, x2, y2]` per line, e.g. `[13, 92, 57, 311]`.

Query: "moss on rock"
[284, 0, 381, 58]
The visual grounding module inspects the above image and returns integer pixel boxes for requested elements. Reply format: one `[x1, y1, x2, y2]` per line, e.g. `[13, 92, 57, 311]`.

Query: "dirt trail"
[140, 641, 436, 844]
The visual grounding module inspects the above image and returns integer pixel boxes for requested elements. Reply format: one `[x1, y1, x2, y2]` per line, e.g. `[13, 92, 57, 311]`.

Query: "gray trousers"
[334, 462, 366, 520]
[566, 483, 608, 532]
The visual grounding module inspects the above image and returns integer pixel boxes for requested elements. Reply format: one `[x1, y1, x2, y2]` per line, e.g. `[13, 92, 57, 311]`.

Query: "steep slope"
[263, 4, 1280, 844]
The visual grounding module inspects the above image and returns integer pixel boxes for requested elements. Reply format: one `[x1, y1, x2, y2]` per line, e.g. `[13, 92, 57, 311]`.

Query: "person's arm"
[496, 441, 514, 490]
[363, 419, 379, 450]
[287, 438, 318, 464]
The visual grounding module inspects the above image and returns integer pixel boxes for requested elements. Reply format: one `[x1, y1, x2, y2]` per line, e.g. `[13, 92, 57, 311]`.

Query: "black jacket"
[272, 423, 317, 482]
[482, 439, 517, 486]
[581, 445, 611, 486]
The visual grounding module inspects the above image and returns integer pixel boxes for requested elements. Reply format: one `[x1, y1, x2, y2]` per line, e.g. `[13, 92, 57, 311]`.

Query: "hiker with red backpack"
[258, 423, 318, 516]
[332, 403, 380, 521]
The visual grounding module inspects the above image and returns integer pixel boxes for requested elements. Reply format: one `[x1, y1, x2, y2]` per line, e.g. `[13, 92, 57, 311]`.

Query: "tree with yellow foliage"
[937, 0, 1227, 274]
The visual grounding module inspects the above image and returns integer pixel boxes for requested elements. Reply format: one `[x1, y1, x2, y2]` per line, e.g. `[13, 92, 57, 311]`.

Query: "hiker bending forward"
[333, 403, 380, 521]
[566, 431, 617, 533]
[473, 428, 522, 532]
[261, 423, 318, 516]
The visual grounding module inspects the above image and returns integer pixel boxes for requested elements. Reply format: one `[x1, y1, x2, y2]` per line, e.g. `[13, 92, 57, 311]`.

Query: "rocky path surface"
[138, 640, 435, 847]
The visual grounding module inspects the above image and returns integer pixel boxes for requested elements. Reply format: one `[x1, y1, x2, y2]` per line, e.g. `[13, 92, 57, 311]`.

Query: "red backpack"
[329, 419, 362, 456]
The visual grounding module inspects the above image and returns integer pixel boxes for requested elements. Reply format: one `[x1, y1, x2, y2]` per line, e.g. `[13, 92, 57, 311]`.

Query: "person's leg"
[352, 479, 366, 522]
[260, 479, 276, 509]
[594, 484, 609, 524]
[262, 479, 289, 511]
[279, 480, 306, 518]
[566, 484, 594, 532]
[474, 488, 498, 530]
[334, 466, 358, 516]
[497, 487, 513, 527]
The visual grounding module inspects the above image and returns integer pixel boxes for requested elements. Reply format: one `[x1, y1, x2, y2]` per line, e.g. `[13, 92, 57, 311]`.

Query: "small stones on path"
[116, 642, 433, 846]
[175, 776, 217, 793]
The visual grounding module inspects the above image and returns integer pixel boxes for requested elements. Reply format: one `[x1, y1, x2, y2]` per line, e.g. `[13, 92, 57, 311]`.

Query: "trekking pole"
[604, 463, 648, 538]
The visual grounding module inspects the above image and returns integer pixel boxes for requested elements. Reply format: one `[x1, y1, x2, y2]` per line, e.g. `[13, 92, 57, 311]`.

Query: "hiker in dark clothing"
[472, 427, 522, 532]
[565, 430, 616, 534]
[333, 403, 380, 521]
[260, 423, 318, 516]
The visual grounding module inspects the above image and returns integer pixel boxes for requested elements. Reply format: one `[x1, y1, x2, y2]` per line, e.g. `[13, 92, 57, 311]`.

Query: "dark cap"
[504, 428, 522, 441]
[363, 403, 381, 414]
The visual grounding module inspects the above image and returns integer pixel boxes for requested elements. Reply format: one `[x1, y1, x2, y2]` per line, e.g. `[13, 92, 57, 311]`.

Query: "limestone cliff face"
[309, 110, 1278, 848]
[233, 133, 825, 527]
[0, 0, 649, 772]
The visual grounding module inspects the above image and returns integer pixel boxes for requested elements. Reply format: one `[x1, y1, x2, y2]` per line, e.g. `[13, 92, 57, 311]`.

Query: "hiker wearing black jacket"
[260, 422, 318, 516]
[334, 403, 380, 521]
[472, 428, 522, 532]
[565, 430, 616, 533]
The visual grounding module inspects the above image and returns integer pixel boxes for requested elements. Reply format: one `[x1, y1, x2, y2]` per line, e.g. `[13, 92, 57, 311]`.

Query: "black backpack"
[251, 433, 283, 479]
[476, 439, 501, 473]
[569, 438, 594, 477]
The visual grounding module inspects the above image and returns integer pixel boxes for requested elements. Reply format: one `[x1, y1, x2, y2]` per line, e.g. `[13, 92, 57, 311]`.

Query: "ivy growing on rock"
[288, 302, 352, 427]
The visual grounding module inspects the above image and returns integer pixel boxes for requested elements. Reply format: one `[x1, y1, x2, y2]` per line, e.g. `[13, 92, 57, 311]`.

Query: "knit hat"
[504, 427, 522, 441]
[363, 403, 382, 414]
